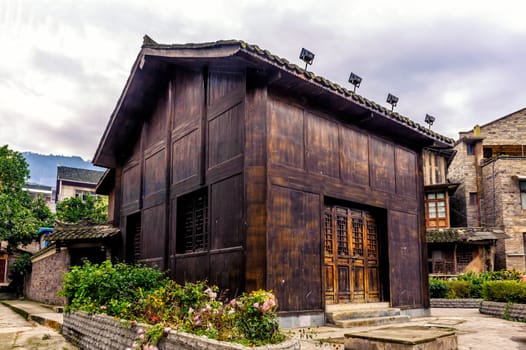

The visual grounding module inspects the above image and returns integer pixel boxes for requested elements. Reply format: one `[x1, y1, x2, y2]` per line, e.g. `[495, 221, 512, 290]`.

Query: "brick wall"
[481, 158, 526, 270]
[478, 108, 526, 145]
[26, 248, 69, 305]
[63, 311, 299, 350]
[448, 141, 482, 227]
[480, 301, 526, 321]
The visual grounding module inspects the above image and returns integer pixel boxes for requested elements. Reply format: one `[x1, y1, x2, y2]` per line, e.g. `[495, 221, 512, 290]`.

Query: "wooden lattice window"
[336, 211, 349, 256]
[351, 215, 364, 256]
[324, 209, 333, 255]
[177, 188, 208, 253]
[366, 217, 378, 258]
[456, 246, 473, 272]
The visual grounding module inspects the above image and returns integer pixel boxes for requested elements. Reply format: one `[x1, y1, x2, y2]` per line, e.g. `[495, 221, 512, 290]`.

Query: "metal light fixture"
[299, 48, 315, 71]
[386, 93, 399, 111]
[348, 72, 362, 92]
[425, 114, 436, 129]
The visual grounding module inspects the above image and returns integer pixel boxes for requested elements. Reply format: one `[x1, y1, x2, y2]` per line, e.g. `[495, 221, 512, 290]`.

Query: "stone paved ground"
[291, 308, 526, 350]
[0, 303, 76, 350]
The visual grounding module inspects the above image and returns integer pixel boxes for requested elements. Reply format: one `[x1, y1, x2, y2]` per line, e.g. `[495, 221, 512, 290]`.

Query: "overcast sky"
[1, 0, 526, 161]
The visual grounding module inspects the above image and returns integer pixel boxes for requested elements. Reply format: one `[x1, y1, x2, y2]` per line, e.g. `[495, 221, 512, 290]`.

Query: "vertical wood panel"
[173, 69, 204, 129]
[306, 113, 339, 178]
[268, 100, 304, 169]
[395, 147, 417, 197]
[369, 138, 395, 192]
[388, 210, 422, 307]
[244, 80, 267, 292]
[210, 251, 244, 298]
[208, 104, 243, 168]
[208, 71, 244, 106]
[144, 89, 169, 149]
[144, 148, 166, 197]
[268, 186, 321, 311]
[141, 204, 166, 270]
[122, 163, 141, 206]
[172, 129, 200, 183]
[210, 174, 243, 249]
[340, 127, 369, 186]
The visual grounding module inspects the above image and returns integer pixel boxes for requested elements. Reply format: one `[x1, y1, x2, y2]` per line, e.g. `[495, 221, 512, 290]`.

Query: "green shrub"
[60, 260, 167, 318]
[482, 281, 526, 303]
[429, 278, 448, 298]
[62, 261, 286, 347]
[234, 290, 285, 346]
[445, 280, 472, 298]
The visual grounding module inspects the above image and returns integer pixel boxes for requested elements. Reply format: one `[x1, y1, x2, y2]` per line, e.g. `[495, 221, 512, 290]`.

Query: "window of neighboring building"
[466, 143, 475, 155]
[176, 188, 208, 253]
[425, 192, 448, 228]
[0, 254, 7, 284]
[520, 181, 526, 209]
[75, 190, 97, 202]
[469, 192, 477, 206]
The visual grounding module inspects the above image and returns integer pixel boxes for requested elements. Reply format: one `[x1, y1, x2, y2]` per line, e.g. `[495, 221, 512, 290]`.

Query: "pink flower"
[230, 299, 237, 306]
[253, 302, 259, 308]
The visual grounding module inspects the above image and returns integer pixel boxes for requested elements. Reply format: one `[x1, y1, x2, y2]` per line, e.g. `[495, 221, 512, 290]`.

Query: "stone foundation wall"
[479, 301, 526, 322]
[430, 299, 482, 308]
[26, 249, 69, 305]
[63, 311, 299, 350]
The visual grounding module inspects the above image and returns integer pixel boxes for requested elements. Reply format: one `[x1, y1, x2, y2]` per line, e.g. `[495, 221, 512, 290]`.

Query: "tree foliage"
[0, 145, 50, 250]
[56, 193, 108, 223]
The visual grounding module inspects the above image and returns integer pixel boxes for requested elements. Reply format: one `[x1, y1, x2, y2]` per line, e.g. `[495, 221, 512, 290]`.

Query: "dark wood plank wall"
[115, 63, 428, 312]
[117, 66, 247, 295]
[266, 96, 424, 311]
[244, 76, 268, 292]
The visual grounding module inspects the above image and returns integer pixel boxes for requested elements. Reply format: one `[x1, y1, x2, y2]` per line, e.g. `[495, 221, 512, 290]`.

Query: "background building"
[448, 107, 526, 271]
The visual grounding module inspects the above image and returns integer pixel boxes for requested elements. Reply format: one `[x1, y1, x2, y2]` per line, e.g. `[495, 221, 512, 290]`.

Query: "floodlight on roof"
[299, 48, 315, 71]
[386, 93, 399, 111]
[348, 72, 362, 92]
[425, 114, 436, 129]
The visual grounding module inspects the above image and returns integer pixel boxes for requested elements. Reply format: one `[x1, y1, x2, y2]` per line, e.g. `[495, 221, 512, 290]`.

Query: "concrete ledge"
[0, 300, 63, 332]
[430, 299, 482, 308]
[345, 325, 457, 350]
[64, 311, 300, 350]
[479, 301, 526, 322]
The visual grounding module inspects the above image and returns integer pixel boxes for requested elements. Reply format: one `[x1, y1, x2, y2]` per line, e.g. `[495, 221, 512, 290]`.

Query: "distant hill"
[23, 152, 106, 187]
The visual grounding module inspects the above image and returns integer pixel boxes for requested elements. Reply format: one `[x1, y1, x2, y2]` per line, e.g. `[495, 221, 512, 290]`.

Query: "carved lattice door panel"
[324, 206, 380, 304]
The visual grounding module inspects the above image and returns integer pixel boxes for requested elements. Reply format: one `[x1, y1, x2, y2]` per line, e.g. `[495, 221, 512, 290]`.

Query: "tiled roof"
[46, 221, 119, 242]
[142, 37, 455, 145]
[427, 227, 509, 243]
[57, 166, 104, 184]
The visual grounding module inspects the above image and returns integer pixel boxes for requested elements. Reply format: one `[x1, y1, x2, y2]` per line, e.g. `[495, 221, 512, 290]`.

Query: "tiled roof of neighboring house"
[23, 183, 53, 192]
[45, 221, 119, 242]
[427, 227, 510, 243]
[57, 166, 104, 185]
[142, 37, 455, 145]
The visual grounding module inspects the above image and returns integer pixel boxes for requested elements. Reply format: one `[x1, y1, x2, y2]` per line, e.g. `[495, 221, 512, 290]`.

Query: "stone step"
[332, 314, 411, 328]
[328, 307, 402, 322]
[326, 302, 390, 312]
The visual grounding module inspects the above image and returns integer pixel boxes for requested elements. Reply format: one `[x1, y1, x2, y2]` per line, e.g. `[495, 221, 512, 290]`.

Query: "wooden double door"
[324, 206, 380, 303]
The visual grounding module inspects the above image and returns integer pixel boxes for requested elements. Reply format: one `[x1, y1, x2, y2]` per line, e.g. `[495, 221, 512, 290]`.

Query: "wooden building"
[94, 37, 453, 325]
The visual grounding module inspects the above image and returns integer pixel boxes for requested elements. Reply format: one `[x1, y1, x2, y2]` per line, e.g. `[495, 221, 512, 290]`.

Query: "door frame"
[322, 200, 389, 306]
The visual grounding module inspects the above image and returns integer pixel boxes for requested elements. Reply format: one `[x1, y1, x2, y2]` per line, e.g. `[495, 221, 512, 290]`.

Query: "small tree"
[56, 193, 108, 223]
[30, 194, 55, 228]
[0, 145, 41, 250]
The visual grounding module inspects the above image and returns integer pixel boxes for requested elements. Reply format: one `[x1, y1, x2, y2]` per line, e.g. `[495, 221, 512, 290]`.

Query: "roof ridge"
[237, 41, 454, 144]
[140, 36, 454, 144]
